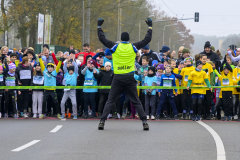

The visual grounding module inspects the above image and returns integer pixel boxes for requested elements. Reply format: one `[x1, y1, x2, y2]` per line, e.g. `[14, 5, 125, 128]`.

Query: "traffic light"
[195, 12, 199, 22]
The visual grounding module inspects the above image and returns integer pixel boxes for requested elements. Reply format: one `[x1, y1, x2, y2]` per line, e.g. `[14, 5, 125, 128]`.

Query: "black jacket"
[94, 70, 114, 93]
[139, 50, 160, 66]
[15, 64, 33, 91]
[200, 51, 221, 70]
[31, 71, 44, 91]
[98, 28, 152, 50]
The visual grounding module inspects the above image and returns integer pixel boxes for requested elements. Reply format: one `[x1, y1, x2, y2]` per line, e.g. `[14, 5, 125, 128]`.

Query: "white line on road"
[12, 140, 40, 152]
[197, 121, 226, 160]
[50, 125, 63, 133]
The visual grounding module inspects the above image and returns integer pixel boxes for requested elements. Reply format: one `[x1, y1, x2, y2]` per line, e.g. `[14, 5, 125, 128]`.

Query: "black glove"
[59, 57, 65, 62]
[98, 18, 104, 27]
[213, 67, 216, 70]
[204, 69, 208, 73]
[145, 18, 152, 27]
[38, 54, 41, 58]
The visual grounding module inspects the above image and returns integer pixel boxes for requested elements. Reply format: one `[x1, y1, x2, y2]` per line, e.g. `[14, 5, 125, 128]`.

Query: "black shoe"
[84, 114, 88, 119]
[183, 113, 186, 120]
[143, 122, 149, 131]
[156, 115, 160, 120]
[98, 121, 105, 130]
[90, 114, 95, 118]
[174, 115, 179, 120]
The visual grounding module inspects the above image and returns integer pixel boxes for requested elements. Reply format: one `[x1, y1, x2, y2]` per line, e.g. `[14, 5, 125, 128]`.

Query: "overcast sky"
[154, 0, 240, 37]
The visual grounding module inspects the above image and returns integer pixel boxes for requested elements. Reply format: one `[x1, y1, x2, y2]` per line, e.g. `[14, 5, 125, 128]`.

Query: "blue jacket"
[158, 74, 177, 93]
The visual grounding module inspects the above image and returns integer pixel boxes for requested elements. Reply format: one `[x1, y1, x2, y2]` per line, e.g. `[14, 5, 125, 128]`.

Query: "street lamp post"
[163, 24, 177, 46]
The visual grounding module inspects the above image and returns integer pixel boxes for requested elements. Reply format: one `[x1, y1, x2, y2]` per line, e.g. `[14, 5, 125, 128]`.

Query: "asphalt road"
[0, 118, 239, 160]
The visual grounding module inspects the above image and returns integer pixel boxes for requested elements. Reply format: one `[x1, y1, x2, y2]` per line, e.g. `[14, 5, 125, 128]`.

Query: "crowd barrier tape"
[0, 86, 239, 89]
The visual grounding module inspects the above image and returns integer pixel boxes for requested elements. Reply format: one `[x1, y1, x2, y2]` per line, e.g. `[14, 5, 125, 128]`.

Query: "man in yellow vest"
[97, 18, 152, 130]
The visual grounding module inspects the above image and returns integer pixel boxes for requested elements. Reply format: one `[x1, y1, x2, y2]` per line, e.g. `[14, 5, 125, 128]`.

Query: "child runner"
[156, 65, 178, 120]
[31, 62, 44, 118]
[187, 60, 212, 121]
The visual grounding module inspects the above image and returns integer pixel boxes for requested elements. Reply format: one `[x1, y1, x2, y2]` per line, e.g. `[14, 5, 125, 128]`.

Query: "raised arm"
[56, 57, 64, 73]
[227, 50, 240, 62]
[63, 62, 68, 73]
[72, 61, 78, 74]
[97, 18, 116, 49]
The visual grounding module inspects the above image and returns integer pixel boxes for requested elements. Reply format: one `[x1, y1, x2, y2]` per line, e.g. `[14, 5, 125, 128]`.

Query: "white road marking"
[50, 125, 63, 133]
[197, 121, 226, 160]
[12, 140, 40, 152]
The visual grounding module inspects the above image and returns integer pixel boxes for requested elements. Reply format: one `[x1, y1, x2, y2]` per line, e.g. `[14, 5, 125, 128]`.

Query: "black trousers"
[101, 75, 146, 121]
[84, 92, 96, 115]
[42, 90, 60, 114]
[0, 93, 2, 112]
[18, 91, 29, 112]
[203, 90, 211, 116]
[192, 98, 203, 116]
[234, 94, 239, 115]
[98, 93, 109, 113]
[216, 98, 223, 120]
[5, 90, 17, 114]
[222, 91, 233, 116]
[182, 89, 192, 113]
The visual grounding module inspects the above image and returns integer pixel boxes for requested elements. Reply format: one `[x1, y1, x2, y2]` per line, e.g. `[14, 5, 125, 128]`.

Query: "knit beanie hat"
[182, 48, 190, 55]
[86, 55, 92, 61]
[184, 57, 193, 64]
[0, 65, 3, 70]
[67, 66, 74, 72]
[162, 45, 170, 53]
[196, 60, 203, 67]
[152, 60, 158, 67]
[157, 64, 164, 70]
[142, 44, 150, 50]
[104, 48, 112, 56]
[121, 32, 130, 41]
[88, 59, 97, 68]
[9, 63, 16, 70]
[204, 41, 211, 49]
[105, 62, 111, 67]
[148, 66, 156, 77]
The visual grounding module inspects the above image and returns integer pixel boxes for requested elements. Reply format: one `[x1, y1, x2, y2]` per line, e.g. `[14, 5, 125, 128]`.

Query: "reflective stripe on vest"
[112, 43, 136, 74]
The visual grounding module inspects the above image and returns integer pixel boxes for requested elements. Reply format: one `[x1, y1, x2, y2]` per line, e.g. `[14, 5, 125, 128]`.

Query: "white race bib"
[163, 80, 172, 87]
[84, 80, 94, 86]
[184, 75, 189, 81]
[6, 77, 15, 86]
[222, 78, 229, 85]
[237, 73, 240, 79]
[20, 70, 31, 79]
[0, 75, 3, 82]
[33, 76, 44, 85]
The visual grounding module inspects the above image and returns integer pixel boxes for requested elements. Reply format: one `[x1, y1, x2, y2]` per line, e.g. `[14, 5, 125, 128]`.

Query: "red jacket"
[77, 52, 96, 66]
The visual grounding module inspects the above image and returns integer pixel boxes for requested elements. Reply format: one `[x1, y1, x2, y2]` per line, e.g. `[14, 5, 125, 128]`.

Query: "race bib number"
[184, 75, 189, 81]
[222, 78, 229, 85]
[0, 75, 3, 82]
[20, 70, 31, 79]
[84, 79, 94, 86]
[163, 80, 172, 87]
[237, 73, 240, 79]
[64, 89, 70, 91]
[6, 77, 15, 86]
[33, 76, 44, 85]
